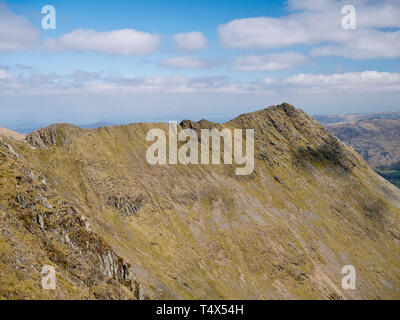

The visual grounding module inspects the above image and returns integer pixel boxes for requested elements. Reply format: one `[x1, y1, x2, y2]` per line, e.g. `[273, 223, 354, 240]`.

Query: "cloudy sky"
[1, 0, 400, 131]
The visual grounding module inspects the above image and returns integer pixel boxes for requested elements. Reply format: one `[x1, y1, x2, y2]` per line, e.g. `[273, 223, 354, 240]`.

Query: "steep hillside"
[1, 103, 400, 299]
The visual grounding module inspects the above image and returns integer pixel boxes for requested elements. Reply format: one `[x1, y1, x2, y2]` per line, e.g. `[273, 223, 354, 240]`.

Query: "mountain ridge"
[1, 103, 400, 299]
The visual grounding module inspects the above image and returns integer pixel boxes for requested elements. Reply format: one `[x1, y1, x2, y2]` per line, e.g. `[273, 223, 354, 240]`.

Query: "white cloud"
[251, 70, 400, 94]
[232, 52, 309, 71]
[260, 77, 277, 85]
[0, 70, 256, 95]
[172, 32, 207, 51]
[283, 71, 400, 92]
[159, 56, 222, 69]
[0, 69, 12, 79]
[218, 17, 312, 49]
[218, 0, 400, 59]
[0, 4, 161, 56]
[44, 29, 161, 55]
[311, 30, 400, 59]
[0, 3, 41, 51]
[2, 69, 400, 96]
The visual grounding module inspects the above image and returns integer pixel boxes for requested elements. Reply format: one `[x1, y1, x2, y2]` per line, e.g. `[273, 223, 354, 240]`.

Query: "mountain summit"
[1, 103, 399, 299]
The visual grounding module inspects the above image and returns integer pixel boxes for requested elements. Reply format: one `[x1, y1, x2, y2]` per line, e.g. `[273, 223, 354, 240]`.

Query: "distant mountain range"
[314, 110, 400, 125]
[2, 122, 117, 134]
[316, 110, 400, 188]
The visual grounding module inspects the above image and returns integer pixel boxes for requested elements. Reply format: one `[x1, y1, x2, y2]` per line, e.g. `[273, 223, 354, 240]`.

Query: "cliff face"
[1, 103, 400, 299]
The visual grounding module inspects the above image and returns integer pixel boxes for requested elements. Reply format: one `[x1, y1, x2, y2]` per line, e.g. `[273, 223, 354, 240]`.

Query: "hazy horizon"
[2, 104, 399, 134]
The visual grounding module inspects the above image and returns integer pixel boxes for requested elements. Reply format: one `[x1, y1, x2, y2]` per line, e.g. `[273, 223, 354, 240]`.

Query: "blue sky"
[1, 0, 400, 131]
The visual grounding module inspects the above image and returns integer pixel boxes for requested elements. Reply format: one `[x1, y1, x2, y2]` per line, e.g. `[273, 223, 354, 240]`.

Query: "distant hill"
[314, 110, 400, 125]
[7, 122, 117, 134]
[318, 112, 400, 188]
[326, 118, 400, 169]
[79, 122, 116, 129]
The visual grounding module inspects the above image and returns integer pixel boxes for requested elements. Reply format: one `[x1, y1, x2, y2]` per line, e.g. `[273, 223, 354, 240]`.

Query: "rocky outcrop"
[26, 124, 86, 149]
[0, 136, 19, 158]
[107, 194, 146, 216]
[0, 141, 149, 299]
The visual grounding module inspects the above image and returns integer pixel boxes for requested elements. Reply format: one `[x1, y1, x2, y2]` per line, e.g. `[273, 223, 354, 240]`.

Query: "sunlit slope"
[2, 103, 400, 299]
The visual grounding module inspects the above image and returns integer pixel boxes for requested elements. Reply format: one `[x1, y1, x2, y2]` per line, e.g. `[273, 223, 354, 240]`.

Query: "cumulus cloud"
[255, 70, 400, 94]
[173, 32, 207, 51]
[218, 0, 400, 59]
[0, 3, 161, 55]
[0, 3, 41, 51]
[159, 56, 222, 69]
[283, 71, 400, 92]
[219, 17, 312, 49]
[232, 52, 309, 71]
[44, 29, 161, 55]
[311, 30, 400, 59]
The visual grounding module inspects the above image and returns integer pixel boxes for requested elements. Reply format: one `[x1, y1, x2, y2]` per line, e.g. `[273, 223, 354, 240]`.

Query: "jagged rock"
[25, 124, 85, 149]
[37, 196, 54, 210]
[15, 193, 28, 209]
[179, 119, 222, 142]
[37, 215, 45, 230]
[27, 171, 35, 182]
[107, 194, 146, 216]
[100, 251, 118, 278]
[0, 137, 19, 158]
[79, 215, 92, 233]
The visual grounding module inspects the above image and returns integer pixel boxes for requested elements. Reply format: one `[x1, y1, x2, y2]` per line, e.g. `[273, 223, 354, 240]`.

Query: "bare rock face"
[0, 136, 19, 158]
[25, 124, 86, 149]
[107, 194, 146, 216]
[0, 141, 148, 299]
[179, 119, 222, 142]
[1, 103, 400, 300]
